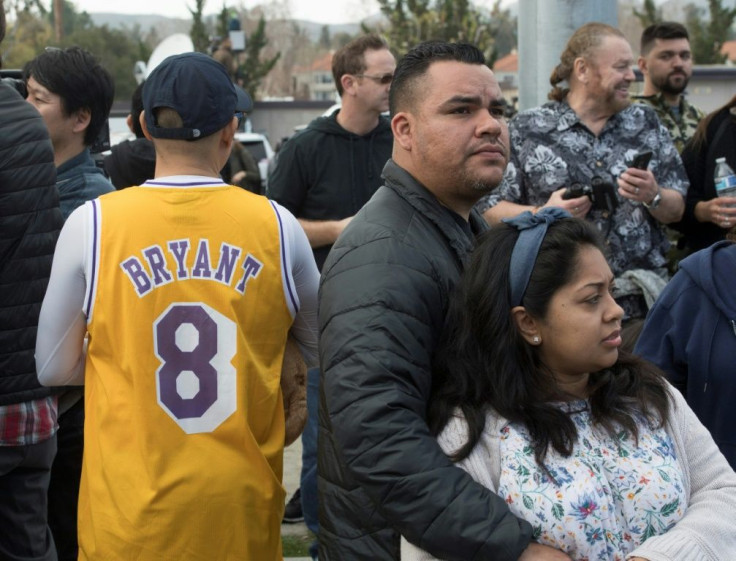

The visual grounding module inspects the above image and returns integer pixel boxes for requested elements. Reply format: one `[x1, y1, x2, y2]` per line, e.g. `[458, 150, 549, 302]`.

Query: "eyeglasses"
[354, 73, 393, 85]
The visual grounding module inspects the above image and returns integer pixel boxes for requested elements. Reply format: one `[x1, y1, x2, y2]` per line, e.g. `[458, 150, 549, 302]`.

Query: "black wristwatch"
[643, 186, 662, 210]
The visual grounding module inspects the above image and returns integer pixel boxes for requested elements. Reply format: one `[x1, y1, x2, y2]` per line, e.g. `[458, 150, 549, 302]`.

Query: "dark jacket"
[267, 111, 392, 270]
[222, 141, 262, 194]
[103, 137, 156, 190]
[677, 107, 736, 253]
[0, 82, 63, 405]
[635, 240, 736, 468]
[318, 160, 533, 560]
[57, 148, 114, 219]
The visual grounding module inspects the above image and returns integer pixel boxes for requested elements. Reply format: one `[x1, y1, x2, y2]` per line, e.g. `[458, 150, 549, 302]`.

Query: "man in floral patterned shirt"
[479, 23, 688, 323]
[633, 22, 704, 154]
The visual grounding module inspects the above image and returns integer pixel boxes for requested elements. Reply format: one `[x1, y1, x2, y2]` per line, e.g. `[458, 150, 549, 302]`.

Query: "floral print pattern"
[497, 400, 686, 560]
[476, 102, 689, 319]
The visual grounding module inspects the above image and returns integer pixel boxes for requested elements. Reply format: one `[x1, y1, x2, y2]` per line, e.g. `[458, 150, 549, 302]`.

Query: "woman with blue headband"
[401, 209, 736, 560]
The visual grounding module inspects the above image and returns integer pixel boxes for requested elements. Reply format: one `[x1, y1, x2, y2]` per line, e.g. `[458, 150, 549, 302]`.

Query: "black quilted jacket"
[317, 160, 533, 560]
[0, 81, 63, 405]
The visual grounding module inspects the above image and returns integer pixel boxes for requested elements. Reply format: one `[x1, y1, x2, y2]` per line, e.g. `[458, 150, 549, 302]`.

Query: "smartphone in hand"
[629, 151, 653, 170]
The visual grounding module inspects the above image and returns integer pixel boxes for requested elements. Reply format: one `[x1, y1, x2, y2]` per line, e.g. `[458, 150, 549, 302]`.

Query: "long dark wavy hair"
[428, 218, 671, 469]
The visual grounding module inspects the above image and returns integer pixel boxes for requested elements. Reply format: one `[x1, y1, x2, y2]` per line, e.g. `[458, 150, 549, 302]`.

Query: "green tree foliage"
[365, 0, 514, 64]
[190, 0, 209, 53]
[238, 14, 280, 99]
[61, 23, 152, 101]
[5, 0, 47, 17]
[331, 31, 354, 50]
[4, 1, 151, 102]
[319, 24, 331, 49]
[633, 0, 662, 28]
[685, 0, 736, 64]
[2, 10, 53, 68]
[487, 0, 516, 64]
[48, 0, 93, 38]
[217, 4, 229, 39]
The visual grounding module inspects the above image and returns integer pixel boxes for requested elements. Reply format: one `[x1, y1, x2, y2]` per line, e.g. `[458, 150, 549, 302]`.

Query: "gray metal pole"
[518, 0, 618, 111]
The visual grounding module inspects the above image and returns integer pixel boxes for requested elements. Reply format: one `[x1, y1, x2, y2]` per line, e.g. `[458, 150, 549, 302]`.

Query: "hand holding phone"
[629, 151, 652, 170]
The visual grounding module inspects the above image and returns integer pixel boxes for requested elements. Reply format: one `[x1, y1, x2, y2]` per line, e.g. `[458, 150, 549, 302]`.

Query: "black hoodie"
[267, 111, 393, 270]
[103, 137, 156, 189]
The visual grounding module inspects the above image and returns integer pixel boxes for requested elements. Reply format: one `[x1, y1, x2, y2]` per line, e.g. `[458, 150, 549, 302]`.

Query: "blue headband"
[502, 207, 572, 307]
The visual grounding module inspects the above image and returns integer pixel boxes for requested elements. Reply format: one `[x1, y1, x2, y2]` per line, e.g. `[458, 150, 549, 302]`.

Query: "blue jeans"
[301, 367, 319, 559]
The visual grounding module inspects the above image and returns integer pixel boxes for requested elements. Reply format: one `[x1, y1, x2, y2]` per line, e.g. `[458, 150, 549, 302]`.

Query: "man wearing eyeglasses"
[267, 33, 395, 560]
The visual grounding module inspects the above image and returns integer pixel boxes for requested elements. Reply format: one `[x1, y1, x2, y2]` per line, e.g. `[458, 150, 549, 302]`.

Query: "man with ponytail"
[479, 22, 689, 331]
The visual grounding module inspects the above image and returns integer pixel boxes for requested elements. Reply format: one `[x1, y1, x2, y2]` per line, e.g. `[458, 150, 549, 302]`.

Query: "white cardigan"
[401, 385, 736, 560]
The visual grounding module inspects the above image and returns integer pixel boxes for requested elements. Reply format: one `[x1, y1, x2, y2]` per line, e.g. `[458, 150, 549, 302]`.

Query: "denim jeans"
[301, 367, 320, 559]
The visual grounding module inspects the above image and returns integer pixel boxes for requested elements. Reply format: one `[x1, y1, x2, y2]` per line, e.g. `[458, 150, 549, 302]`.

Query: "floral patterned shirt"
[498, 400, 687, 560]
[477, 102, 689, 318]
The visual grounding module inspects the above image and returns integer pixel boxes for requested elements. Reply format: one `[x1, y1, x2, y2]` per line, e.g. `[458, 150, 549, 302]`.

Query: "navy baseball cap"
[143, 52, 253, 141]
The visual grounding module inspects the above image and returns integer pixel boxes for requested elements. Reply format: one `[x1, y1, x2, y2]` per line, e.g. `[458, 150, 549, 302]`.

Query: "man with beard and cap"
[634, 22, 704, 154]
[479, 22, 689, 338]
[35, 51, 319, 561]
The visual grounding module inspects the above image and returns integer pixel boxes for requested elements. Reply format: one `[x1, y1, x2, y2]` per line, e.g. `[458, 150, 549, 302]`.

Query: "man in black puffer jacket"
[318, 42, 571, 561]
[0, 5, 64, 558]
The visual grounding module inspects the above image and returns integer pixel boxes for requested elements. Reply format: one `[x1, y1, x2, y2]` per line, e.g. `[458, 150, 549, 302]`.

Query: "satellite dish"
[142, 34, 195, 79]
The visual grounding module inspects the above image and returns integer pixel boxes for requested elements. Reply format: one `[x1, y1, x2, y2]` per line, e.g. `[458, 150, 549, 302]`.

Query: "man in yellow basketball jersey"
[35, 52, 319, 561]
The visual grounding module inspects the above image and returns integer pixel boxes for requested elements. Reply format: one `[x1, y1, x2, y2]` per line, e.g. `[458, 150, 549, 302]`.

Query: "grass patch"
[282, 532, 314, 557]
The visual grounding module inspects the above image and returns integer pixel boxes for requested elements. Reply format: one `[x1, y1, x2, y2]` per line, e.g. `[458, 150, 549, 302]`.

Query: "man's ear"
[72, 107, 92, 134]
[573, 56, 588, 84]
[126, 114, 135, 134]
[221, 116, 238, 150]
[637, 55, 648, 75]
[511, 306, 542, 346]
[391, 111, 413, 152]
[139, 111, 153, 141]
[340, 73, 357, 97]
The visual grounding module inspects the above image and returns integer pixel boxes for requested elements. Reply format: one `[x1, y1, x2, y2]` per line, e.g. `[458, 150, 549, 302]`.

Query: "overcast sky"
[72, 0, 510, 25]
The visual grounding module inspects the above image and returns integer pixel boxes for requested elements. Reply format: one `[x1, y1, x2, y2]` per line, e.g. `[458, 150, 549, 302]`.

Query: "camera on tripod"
[562, 176, 619, 213]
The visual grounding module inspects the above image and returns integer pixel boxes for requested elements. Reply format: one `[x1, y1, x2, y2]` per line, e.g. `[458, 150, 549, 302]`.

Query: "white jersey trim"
[270, 200, 299, 319]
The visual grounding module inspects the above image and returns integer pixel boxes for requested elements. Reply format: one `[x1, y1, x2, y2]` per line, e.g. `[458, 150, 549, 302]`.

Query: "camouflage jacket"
[633, 93, 705, 153]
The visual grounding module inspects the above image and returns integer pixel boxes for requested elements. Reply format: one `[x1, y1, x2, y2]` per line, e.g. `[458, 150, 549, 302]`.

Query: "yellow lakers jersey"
[79, 183, 293, 560]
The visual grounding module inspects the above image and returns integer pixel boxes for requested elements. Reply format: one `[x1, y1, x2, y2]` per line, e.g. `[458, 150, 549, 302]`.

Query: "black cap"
[143, 52, 252, 141]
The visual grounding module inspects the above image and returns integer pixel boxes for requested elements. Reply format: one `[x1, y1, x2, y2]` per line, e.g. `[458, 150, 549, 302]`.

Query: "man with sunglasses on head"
[267, 33, 395, 559]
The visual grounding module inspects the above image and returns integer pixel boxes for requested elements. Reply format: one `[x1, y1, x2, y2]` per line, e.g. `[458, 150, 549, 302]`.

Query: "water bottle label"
[716, 175, 736, 193]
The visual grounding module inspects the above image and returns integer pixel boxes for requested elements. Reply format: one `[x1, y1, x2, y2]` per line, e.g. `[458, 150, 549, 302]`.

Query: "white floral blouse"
[498, 400, 687, 560]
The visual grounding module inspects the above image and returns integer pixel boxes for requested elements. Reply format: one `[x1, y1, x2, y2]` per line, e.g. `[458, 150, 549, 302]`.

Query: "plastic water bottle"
[714, 157, 736, 207]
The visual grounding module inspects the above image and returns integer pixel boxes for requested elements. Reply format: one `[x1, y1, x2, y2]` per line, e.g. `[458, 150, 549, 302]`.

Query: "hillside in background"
[88, 12, 363, 42]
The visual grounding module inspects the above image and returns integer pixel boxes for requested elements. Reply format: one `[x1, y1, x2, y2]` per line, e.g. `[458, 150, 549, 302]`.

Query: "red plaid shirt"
[0, 396, 58, 446]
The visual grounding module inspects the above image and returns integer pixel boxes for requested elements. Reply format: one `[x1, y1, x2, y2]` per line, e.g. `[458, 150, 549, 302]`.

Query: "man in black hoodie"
[267, 33, 395, 559]
[104, 82, 156, 189]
